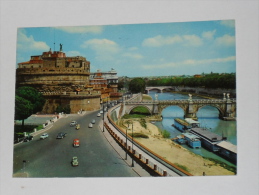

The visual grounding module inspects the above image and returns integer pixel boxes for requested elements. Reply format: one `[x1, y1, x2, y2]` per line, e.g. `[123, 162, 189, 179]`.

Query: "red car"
[73, 139, 80, 147]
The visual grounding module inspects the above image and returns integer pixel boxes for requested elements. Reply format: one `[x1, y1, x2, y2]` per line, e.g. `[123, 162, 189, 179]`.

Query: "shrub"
[174, 163, 189, 172]
[129, 133, 149, 138]
[139, 118, 147, 129]
[162, 130, 171, 138]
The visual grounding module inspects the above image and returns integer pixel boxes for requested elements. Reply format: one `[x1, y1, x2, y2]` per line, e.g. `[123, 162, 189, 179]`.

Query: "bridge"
[121, 94, 236, 120]
[145, 86, 178, 93]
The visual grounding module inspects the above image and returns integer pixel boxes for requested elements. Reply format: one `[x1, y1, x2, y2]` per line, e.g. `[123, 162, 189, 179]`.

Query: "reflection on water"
[148, 91, 237, 166]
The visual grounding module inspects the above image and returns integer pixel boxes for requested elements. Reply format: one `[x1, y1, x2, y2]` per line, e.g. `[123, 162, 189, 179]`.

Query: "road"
[13, 110, 139, 177]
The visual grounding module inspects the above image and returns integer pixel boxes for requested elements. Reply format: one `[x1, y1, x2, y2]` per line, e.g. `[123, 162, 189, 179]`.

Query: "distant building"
[90, 69, 121, 100]
[16, 47, 101, 113]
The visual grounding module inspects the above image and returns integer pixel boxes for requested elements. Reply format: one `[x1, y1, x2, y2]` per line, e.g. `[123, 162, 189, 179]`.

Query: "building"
[90, 69, 121, 101]
[16, 46, 101, 113]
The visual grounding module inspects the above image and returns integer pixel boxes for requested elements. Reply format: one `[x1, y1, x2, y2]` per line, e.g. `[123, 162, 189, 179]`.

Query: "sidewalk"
[99, 118, 152, 177]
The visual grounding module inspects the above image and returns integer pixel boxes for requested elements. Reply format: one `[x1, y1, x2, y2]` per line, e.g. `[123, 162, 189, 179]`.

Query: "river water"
[148, 91, 237, 166]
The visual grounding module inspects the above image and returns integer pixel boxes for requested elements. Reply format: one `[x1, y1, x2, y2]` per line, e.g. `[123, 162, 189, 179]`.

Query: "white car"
[40, 133, 49, 139]
[97, 113, 101, 117]
[70, 121, 77, 126]
[100, 110, 103, 114]
[88, 123, 93, 128]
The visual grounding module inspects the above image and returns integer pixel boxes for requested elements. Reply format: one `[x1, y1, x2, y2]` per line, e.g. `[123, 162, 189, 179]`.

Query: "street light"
[102, 98, 105, 132]
[125, 124, 128, 160]
[23, 160, 26, 173]
[131, 122, 134, 167]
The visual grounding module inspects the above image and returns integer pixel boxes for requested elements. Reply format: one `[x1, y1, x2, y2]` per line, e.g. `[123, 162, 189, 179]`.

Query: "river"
[148, 91, 237, 166]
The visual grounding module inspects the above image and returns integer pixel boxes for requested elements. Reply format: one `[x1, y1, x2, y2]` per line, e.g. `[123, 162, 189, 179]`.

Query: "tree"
[15, 95, 33, 127]
[128, 78, 146, 93]
[16, 86, 46, 113]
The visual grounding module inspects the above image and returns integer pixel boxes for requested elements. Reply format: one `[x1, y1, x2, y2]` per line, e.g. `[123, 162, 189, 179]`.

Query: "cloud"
[66, 51, 82, 57]
[81, 39, 120, 53]
[215, 34, 235, 47]
[81, 39, 120, 61]
[17, 29, 49, 51]
[202, 30, 216, 40]
[220, 20, 235, 28]
[142, 34, 202, 47]
[122, 52, 143, 59]
[182, 35, 203, 46]
[143, 56, 236, 69]
[142, 35, 182, 47]
[53, 26, 103, 34]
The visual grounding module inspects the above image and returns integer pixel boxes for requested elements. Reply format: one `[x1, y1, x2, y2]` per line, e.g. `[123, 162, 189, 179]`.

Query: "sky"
[16, 20, 236, 77]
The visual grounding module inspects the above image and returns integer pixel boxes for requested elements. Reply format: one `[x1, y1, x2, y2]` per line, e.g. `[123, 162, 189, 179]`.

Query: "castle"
[16, 45, 102, 113]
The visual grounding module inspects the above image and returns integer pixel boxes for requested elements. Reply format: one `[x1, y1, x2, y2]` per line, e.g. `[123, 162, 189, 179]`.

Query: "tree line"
[146, 73, 236, 89]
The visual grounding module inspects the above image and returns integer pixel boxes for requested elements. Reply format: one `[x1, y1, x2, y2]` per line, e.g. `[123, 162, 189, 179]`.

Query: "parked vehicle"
[56, 132, 67, 139]
[88, 123, 93, 128]
[75, 124, 80, 130]
[91, 119, 95, 124]
[23, 135, 33, 142]
[97, 113, 101, 117]
[73, 139, 80, 147]
[70, 121, 77, 126]
[40, 133, 49, 139]
[100, 110, 103, 114]
[71, 156, 79, 166]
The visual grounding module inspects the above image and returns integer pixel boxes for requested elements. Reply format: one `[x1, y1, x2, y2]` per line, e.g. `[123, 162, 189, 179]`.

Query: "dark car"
[23, 135, 33, 142]
[56, 132, 67, 139]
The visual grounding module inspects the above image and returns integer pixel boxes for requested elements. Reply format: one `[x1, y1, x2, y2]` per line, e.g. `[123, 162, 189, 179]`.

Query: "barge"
[172, 118, 200, 132]
[175, 132, 201, 149]
[189, 127, 226, 152]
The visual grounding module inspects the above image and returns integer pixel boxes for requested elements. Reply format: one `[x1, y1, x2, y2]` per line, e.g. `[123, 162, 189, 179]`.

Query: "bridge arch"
[160, 105, 185, 118]
[126, 105, 153, 115]
[196, 104, 224, 118]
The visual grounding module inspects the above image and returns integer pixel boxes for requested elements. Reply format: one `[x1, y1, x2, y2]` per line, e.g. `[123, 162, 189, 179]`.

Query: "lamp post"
[23, 160, 26, 173]
[102, 98, 105, 132]
[131, 122, 134, 167]
[125, 124, 128, 160]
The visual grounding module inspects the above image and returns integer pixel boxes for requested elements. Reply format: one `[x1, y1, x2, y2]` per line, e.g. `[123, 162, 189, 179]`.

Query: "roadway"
[13, 110, 139, 177]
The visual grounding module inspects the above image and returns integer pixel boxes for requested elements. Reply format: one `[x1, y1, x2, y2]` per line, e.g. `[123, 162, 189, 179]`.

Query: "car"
[23, 135, 33, 142]
[88, 123, 93, 128]
[56, 132, 67, 139]
[97, 113, 101, 117]
[40, 133, 49, 139]
[75, 124, 80, 130]
[73, 139, 80, 147]
[70, 121, 77, 126]
[71, 156, 79, 166]
[91, 119, 95, 124]
[100, 110, 103, 114]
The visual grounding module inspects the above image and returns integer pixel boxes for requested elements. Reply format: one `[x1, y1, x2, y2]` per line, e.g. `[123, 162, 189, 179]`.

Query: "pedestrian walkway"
[99, 120, 152, 177]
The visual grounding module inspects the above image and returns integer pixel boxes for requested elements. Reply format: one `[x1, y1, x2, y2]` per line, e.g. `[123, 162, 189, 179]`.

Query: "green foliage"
[146, 73, 236, 89]
[122, 114, 146, 119]
[174, 163, 189, 172]
[129, 78, 146, 93]
[55, 105, 71, 114]
[139, 118, 147, 129]
[162, 130, 171, 138]
[15, 96, 33, 121]
[130, 106, 150, 115]
[129, 132, 149, 138]
[204, 157, 236, 174]
[36, 124, 43, 130]
[16, 86, 46, 113]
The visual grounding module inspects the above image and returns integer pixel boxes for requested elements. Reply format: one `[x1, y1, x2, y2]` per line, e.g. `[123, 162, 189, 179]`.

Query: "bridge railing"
[125, 98, 236, 104]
